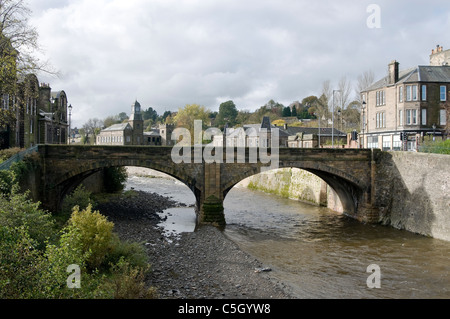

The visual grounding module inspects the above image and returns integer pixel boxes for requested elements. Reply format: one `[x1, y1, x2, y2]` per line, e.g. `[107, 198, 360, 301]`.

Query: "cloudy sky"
[27, 0, 450, 128]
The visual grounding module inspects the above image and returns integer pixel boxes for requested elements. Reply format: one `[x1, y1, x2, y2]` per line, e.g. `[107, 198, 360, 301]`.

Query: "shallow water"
[125, 172, 450, 299]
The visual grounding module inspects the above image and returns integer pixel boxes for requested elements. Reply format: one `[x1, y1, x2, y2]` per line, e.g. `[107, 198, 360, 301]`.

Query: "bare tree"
[0, 0, 54, 77]
[321, 80, 332, 114]
[338, 76, 352, 110]
[355, 70, 375, 103]
[82, 118, 104, 144]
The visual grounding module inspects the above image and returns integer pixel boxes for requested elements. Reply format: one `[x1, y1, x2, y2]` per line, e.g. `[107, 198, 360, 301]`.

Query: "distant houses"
[212, 116, 349, 149]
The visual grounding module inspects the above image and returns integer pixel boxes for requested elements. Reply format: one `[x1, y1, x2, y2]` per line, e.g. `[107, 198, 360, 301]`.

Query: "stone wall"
[375, 151, 450, 241]
[237, 168, 343, 213]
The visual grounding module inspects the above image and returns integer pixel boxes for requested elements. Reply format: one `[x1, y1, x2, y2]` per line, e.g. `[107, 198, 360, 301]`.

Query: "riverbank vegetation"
[0, 163, 157, 299]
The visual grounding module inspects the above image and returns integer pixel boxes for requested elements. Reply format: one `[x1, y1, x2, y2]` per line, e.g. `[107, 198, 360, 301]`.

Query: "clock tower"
[129, 100, 144, 145]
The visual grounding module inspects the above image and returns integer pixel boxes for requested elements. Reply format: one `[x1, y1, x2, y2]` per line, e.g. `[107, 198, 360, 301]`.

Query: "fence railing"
[0, 145, 39, 171]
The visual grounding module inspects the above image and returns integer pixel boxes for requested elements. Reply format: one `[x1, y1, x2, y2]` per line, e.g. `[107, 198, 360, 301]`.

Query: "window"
[376, 112, 386, 128]
[406, 86, 412, 101]
[399, 110, 403, 126]
[406, 85, 418, 101]
[393, 135, 402, 151]
[126, 136, 131, 143]
[441, 109, 447, 126]
[367, 136, 379, 149]
[441, 85, 447, 101]
[399, 87, 403, 102]
[376, 91, 386, 106]
[421, 85, 427, 101]
[421, 109, 427, 126]
[412, 110, 417, 124]
[406, 110, 411, 124]
[382, 136, 391, 151]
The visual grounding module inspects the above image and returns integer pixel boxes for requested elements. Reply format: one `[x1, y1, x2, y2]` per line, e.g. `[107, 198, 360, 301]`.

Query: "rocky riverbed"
[95, 190, 294, 299]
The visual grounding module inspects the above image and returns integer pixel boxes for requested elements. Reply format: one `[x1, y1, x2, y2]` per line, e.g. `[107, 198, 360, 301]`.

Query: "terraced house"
[361, 46, 450, 151]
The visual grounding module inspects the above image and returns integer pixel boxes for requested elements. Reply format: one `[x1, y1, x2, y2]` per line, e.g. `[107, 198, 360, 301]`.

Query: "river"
[125, 168, 450, 299]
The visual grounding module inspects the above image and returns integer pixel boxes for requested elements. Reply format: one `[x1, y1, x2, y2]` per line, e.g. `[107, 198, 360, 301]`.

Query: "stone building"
[361, 47, 450, 151]
[97, 100, 174, 146]
[0, 75, 69, 149]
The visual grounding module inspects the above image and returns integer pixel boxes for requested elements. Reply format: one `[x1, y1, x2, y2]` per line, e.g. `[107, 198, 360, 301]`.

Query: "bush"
[61, 185, 96, 222]
[0, 226, 44, 299]
[99, 257, 157, 299]
[68, 204, 115, 270]
[0, 147, 22, 163]
[103, 167, 128, 193]
[0, 190, 56, 249]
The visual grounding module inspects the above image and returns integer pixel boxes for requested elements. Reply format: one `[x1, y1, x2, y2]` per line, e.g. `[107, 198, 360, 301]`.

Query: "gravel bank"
[96, 190, 294, 299]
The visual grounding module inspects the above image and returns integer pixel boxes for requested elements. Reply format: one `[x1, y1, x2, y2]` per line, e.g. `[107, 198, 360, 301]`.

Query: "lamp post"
[68, 104, 73, 144]
[361, 101, 366, 148]
[432, 123, 436, 141]
[332, 90, 341, 148]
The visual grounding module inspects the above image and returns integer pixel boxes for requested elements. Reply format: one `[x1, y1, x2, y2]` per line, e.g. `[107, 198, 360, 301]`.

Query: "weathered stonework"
[374, 151, 450, 241]
[34, 145, 378, 227]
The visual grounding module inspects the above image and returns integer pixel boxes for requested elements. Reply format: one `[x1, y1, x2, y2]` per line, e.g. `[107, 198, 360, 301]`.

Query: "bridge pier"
[196, 162, 226, 228]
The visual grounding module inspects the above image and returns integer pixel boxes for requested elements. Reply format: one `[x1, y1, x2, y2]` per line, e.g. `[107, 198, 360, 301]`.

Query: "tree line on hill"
[79, 71, 374, 144]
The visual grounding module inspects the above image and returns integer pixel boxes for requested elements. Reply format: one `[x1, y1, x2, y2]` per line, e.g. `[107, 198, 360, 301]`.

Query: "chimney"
[284, 123, 288, 130]
[388, 60, 399, 85]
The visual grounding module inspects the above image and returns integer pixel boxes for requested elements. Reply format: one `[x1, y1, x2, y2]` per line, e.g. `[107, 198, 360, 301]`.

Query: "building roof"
[282, 126, 346, 137]
[144, 129, 161, 136]
[101, 123, 131, 132]
[364, 65, 450, 92]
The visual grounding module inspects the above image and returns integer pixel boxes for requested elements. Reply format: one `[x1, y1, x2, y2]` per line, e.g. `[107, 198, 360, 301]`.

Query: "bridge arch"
[50, 159, 201, 212]
[222, 161, 369, 218]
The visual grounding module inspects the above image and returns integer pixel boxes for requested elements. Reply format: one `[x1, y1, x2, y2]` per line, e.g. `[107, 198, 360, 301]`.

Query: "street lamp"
[332, 90, 341, 148]
[361, 101, 366, 148]
[68, 104, 73, 144]
[432, 123, 436, 141]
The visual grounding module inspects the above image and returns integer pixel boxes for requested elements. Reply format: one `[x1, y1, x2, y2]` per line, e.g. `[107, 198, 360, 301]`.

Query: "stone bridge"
[36, 145, 380, 226]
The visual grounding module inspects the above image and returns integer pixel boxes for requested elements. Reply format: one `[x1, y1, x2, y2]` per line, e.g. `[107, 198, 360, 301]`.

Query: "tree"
[142, 107, 158, 122]
[215, 100, 238, 128]
[282, 106, 291, 117]
[82, 118, 103, 144]
[0, 0, 53, 77]
[291, 105, 297, 117]
[0, 0, 54, 128]
[337, 76, 352, 110]
[356, 70, 375, 102]
[173, 104, 210, 142]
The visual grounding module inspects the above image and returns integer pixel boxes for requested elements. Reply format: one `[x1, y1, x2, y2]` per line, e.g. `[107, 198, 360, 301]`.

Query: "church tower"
[129, 100, 144, 145]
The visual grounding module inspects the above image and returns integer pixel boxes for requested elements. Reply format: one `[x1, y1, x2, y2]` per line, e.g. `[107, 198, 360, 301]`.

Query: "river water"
[125, 169, 450, 299]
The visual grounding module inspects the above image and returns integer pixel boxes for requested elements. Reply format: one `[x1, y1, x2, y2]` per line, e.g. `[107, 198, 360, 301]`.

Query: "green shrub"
[0, 190, 56, 249]
[61, 185, 96, 221]
[0, 147, 22, 163]
[98, 257, 157, 299]
[67, 204, 115, 270]
[0, 226, 45, 299]
[103, 167, 128, 193]
[0, 169, 16, 196]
